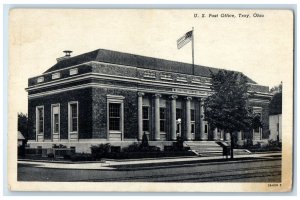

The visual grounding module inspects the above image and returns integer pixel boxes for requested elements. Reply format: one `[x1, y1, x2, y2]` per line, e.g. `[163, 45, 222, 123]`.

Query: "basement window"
[205, 124, 208, 134]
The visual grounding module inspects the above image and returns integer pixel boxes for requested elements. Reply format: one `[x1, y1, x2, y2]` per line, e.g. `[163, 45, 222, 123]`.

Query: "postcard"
[8, 9, 293, 192]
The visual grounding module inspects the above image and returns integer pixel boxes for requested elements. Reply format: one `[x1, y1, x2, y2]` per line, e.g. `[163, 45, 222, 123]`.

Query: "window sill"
[109, 130, 122, 134]
[160, 77, 173, 81]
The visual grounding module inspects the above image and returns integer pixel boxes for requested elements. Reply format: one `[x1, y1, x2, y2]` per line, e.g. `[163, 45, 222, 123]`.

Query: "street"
[18, 155, 281, 182]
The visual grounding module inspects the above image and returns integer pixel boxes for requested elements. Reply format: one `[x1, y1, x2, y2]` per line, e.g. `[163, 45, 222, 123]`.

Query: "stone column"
[260, 128, 262, 140]
[213, 128, 218, 141]
[186, 97, 192, 141]
[225, 132, 231, 141]
[220, 129, 224, 140]
[237, 131, 243, 146]
[154, 94, 161, 141]
[137, 92, 144, 141]
[170, 95, 178, 141]
[199, 98, 206, 140]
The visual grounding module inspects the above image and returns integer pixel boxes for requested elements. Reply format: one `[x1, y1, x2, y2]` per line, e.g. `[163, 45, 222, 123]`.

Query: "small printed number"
[268, 183, 281, 187]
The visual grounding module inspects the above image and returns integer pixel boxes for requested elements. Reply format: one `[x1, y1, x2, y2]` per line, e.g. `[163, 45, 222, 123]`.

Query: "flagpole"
[192, 27, 195, 75]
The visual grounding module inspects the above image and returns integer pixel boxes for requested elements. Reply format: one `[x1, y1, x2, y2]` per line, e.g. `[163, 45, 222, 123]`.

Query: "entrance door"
[176, 108, 182, 138]
[176, 119, 182, 137]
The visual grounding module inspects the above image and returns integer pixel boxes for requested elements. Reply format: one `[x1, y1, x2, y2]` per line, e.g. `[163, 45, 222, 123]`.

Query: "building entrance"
[176, 119, 182, 137]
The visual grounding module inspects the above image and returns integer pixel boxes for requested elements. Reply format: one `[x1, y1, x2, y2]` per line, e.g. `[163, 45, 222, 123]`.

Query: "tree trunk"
[230, 132, 234, 159]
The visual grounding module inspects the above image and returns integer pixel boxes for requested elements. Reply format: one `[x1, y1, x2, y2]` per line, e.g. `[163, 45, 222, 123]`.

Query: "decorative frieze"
[172, 88, 210, 96]
[176, 76, 188, 83]
[192, 77, 210, 84]
[160, 73, 173, 81]
[143, 71, 156, 79]
[141, 68, 212, 86]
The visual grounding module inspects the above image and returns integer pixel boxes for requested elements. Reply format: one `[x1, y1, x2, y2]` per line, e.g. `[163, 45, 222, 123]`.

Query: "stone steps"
[185, 141, 252, 156]
[185, 141, 224, 156]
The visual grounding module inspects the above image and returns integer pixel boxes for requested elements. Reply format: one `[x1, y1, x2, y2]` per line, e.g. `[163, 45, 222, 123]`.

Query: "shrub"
[70, 153, 94, 161]
[140, 146, 160, 152]
[55, 149, 74, 157]
[47, 153, 55, 159]
[141, 132, 149, 148]
[106, 150, 195, 159]
[123, 142, 161, 153]
[91, 143, 111, 159]
[58, 144, 67, 148]
[243, 139, 253, 148]
[268, 139, 281, 148]
[172, 135, 184, 151]
[123, 142, 140, 152]
[63, 154, 71, 160]
[111, 146, 121, 153]
[166, 144, 190, 152]
[18, 145, 26, 157]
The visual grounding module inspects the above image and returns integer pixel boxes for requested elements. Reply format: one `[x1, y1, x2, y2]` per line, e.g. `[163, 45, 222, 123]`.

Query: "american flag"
[177, 30, 193, 49]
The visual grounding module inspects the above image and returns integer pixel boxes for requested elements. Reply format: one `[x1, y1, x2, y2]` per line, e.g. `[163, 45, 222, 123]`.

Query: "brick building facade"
[26, 49, 272, 153]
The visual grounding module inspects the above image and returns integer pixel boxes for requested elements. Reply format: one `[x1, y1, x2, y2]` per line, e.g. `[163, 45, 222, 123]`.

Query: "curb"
[104, 157, 282, 168]
[104, 154, 281, 167]
[18, 153, 282, 170]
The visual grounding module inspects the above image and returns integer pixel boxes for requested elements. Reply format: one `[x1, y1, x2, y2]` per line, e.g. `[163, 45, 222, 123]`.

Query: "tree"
[270, 82, 282, 94]
[204, 70, 254, 159]
[18, 113, 28, 140]
[140, 132, 149, 148]
[269, 90, 282, 115]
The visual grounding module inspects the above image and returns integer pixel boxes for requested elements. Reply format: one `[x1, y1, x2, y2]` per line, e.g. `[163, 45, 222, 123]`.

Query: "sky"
[9, 9, 293, 114]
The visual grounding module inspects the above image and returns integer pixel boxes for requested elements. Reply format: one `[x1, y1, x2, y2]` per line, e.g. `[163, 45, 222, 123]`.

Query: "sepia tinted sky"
[9, 9, 293, 114]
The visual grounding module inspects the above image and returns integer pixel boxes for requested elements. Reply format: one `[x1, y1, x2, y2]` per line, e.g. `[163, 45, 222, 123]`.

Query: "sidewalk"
[18, 152, 281, 170]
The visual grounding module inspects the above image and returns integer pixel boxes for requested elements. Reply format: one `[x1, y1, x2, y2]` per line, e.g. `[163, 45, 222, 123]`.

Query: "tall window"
[204, 124, 208, 134]
[254, 113, 262, 132]
[109, 103, 121, 131]
[52, 105, 60, 134]
[191, 109, 195, 134]
[241, 131, 245, 140]
[36, 106, 44, 134]
[160, 108, 166, 132]
[176, 108, 182, 134]
[176, 108, 182, 120]
[69, 102, 78, 132]
[142, 106, 149, 131]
